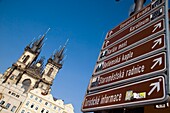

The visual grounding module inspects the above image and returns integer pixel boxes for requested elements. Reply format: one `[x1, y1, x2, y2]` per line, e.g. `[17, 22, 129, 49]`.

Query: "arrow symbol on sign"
[105, 40, 110, 47]
[148, 81, 160, 96]
[152, 38, 162, 49]
[151, 57, 162, 69]
[152, 22, 162, 33]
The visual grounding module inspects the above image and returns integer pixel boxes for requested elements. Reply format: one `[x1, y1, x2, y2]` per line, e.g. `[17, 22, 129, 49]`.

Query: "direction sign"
[82, 76, 167, 112]
[105, 0, 164, 40]
[103, 7, 164, 49]
[100, 7, 164, 60]
[95, 27, 165, 72]
[90, 52, 166, 90]
[100, 19, 164, 62]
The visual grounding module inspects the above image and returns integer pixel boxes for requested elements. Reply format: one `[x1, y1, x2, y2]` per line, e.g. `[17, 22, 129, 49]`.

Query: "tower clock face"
[36, 62, 41, 67]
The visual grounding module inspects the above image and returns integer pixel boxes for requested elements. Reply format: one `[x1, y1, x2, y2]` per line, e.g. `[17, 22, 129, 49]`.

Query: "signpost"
[90, 52, 166, 90]
[95, 33, 165, 73]
[82, 76, 167, 112]
[82, 0, 169, 112]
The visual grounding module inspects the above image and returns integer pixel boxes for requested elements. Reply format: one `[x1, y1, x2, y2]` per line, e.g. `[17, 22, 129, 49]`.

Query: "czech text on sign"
[103, 7, 164, 49]
[82, 76, 166, 112]
[100, 7, 164, 59]
[96, 19, 165, 73]
[105, 0, 164, 40]
[90, 52, 166, 90]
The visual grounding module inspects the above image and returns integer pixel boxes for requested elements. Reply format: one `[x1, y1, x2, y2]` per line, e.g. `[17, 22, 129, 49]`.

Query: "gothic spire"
[28, 28, 50, 53]
[52, 39, 68, 65]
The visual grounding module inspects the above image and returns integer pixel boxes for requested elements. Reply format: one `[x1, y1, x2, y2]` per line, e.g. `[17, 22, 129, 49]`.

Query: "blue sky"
[0, 0, 167, 113]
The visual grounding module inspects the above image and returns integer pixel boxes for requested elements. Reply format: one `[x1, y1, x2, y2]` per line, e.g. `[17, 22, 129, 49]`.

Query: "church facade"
[0, 30, 74, 113]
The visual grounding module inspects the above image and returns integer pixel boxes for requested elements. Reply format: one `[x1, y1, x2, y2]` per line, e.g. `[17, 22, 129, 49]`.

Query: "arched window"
[47, 68, 53, 76]
[22, 79, 31, 93]
[23, 55, 30, 63]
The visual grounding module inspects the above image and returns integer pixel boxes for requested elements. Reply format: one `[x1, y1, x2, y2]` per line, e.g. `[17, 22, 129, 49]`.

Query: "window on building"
[26, 101, 30, 106]
[23, 55, 30, 63]
[30, 103, 34, 108]
[46, 110, 49, 113]
[0, 100, 5, 105]
[39, 99, 42, 103]
[54, 106, 56, 110]
[10, 75, 15, 80]
[45, 102, 48, 106]
[21, 110, 25, 113]
[47, 68, 53, 76]
[11, 106, 16, 112]
[41, 108, 45, 113]
[6, 103, 11, 109]
[35, 97, 38, 101]
[35, 106, 38, 110]
[22, 79, 31, 93]
[30, 95, 33, 98]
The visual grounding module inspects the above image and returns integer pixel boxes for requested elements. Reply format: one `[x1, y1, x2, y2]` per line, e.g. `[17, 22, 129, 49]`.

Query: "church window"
[47, 68, 53, 76]
[22, 79, 31, 93]
[21, 110, 25, 113]
[22, 55, 26, 60]
[11, 106, 16, 112]
[6, 103, 11, 109]
[23, 55, 30, 63]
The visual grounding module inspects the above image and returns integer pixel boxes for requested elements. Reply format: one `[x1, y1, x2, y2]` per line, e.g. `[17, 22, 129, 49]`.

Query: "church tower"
[39, 41, 67, 94]
[2, 29, 50, 92]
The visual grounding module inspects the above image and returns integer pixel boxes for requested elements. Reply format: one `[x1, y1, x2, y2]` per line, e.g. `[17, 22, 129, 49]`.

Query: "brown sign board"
[105, 0, 164, 40]
[95, 21, 165, 73]
[102, 6, 164, 49]
[90, 52, 166, 90]
[100, 7, 164, 60]
[82, 76, 167, 112]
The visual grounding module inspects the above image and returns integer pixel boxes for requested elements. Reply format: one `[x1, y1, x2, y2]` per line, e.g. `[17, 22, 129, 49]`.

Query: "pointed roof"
[50, 39, 68, 65]
[27, 28, 50, 54]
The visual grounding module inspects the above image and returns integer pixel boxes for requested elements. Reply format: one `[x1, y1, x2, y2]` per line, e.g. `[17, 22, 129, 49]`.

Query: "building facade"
[0, 31, 74, 113]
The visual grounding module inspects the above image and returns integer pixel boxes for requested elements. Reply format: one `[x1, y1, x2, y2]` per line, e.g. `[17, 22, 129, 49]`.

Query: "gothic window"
[22, 79, 31, 93]
[23, 55, 30, 63]
[47, 68, 53, 76]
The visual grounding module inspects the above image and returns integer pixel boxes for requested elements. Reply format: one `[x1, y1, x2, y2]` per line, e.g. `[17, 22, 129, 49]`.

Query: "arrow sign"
[151, 57, 162, 69]
[148, 81, 160, 96]
[152, 38, 162, 49]
[152, 22, 162, 32]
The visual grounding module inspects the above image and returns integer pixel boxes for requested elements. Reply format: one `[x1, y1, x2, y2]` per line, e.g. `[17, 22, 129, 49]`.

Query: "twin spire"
[28, 28, 50, 53]
[27, 28, 67, 65]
